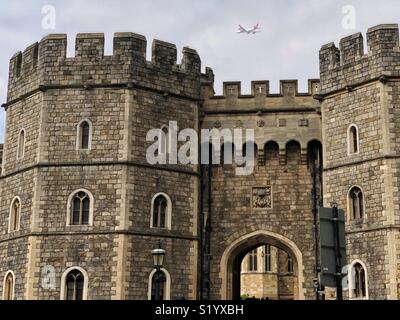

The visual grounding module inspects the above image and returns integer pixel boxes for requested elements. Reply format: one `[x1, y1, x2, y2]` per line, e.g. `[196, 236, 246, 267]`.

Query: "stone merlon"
[201, 79, 320, 100]
[319, 24, 400, 94]
[6, 33, 203, 103]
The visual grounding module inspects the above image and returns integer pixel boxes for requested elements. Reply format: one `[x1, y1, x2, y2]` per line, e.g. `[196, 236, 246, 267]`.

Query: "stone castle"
[0, 23, 399, 300]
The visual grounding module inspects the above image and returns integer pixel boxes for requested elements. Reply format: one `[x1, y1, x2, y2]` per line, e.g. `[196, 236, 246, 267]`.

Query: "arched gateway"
[220, 230, 304, 300]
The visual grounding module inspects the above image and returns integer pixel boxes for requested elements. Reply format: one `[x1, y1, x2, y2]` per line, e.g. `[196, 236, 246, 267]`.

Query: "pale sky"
[0, 0, 399, 142]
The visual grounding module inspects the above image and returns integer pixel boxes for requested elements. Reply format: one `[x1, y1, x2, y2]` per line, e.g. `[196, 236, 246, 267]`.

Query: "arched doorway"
[220, 230, 304, 300]
[237, 244, 296, 300]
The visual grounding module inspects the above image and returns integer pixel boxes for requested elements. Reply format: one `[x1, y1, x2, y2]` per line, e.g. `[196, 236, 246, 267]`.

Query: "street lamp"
[152, 243, 166, 270]
[152, 240, 166, 300]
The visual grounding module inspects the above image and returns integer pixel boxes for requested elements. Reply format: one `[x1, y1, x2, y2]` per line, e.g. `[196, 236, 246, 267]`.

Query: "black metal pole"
[205, 157, 212, 300]
[199, 163, 204, 300]
[311, 147, 320, 300]
[199, 144, 213, 301]
[309, 143, 322, 300]
[276, 249, 281, 300]
[332, 203, 343, 300]
[317, 146, 325, 300]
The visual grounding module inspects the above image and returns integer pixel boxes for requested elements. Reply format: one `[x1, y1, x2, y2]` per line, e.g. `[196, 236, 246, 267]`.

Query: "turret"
[319, 24, 400, 95]
[5, 33, 203, 104]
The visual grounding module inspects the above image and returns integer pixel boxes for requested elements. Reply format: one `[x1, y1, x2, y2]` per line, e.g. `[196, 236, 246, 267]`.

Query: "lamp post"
[152, 240, 166, 301]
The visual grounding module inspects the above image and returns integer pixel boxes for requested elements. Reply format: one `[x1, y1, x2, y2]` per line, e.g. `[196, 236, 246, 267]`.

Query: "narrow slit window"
[348, 125, 359, 155]
[287, 255, 294, 273]
[248, 249, 258, 272]
[77, 120, 92, 150]
[265, 245, 271, 272]
[81, 122, 90, 149]
[9, 198, 21, 232]
[17, 130, 25, 159]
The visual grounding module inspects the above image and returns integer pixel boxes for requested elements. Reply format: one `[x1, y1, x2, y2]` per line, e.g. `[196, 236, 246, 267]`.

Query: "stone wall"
[1, 23, 399, 300]
[319, 24, 400, 300]
[2, 93, 41, 174]
[201, 79, 321, 300]
[0, 33, 201, 300]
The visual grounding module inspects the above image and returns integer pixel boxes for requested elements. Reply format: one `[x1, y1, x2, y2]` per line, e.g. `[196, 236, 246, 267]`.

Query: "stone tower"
[0, 33, 202, 299]
[2, 23, 399, 301]
[200, 78, 322, 300]
[319, 24, 400, 299]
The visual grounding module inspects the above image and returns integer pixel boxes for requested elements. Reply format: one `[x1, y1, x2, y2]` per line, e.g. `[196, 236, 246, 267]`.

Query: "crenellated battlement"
[6, 32, 202, 103]
[201, 79, 320, 114]
[319, 24, 400, 95]
[201, 78, 320, 100]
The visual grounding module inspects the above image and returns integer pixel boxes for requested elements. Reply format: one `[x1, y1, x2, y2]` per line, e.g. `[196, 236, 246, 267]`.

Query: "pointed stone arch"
[219, 230, 305, 300]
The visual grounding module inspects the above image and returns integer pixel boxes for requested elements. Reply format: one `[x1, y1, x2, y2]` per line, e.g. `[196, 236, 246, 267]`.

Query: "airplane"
[237, 22, 262, 34]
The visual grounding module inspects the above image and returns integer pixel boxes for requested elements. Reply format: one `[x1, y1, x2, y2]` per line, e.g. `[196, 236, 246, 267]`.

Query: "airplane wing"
[251, 25, 262, 33]
[237, 24, 247, 33]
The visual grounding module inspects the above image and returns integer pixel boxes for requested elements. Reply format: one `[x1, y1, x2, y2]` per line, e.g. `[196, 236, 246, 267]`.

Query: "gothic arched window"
[61, 267, 88, 300]
[66, 269, 84, 300]
[352, 263, 367, 299]
[9, 197, 21, 233]
[70, 191, 91, 225]
[349, 186, 364, 220]
[248, 249, 258, 272]
[151, 193, 171, 229]
[3, 271, 14, 300]
[348, 125, 359, 155]
[77, 120, 92, 150]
